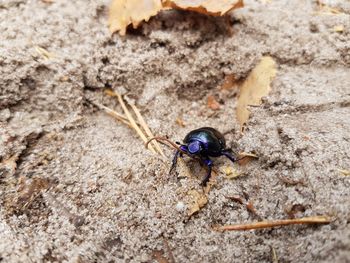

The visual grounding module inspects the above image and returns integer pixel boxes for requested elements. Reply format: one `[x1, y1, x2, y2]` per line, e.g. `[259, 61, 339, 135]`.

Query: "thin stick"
[214, 216, 332, 231]
[110, 90, 157, 154]
[87, 99, 132, 127]
[146, 137, 191, 157]
[129, 103, 165, 158]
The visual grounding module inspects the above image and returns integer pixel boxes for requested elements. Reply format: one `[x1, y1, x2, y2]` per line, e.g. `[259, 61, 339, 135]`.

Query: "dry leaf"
[176, 117, 186, 127]
[163, 0, 244, 16]
[207, 95, 220, 110]
[333, 25, 344, 32]
[316, 0, 343, 15]
[108, 0, 163, 35]
[35, 46, 56, 60]
[187, 190, 208, 216]
[109, 0, 244, 35]
[237, 151, 258, 165]
[220, 74, 238, 90]
[221, 165, 240, 179]
[236, 56, 277, 131]
[339, 169, 350, 176]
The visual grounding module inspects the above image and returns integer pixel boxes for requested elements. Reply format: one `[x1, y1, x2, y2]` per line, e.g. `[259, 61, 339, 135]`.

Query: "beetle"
[170, 127, 236, 186]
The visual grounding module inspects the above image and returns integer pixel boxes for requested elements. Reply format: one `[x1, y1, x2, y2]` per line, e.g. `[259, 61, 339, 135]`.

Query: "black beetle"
[170, 127, 236, 186]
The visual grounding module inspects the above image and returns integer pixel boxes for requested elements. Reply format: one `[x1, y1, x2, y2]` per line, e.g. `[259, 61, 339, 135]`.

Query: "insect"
[170, 127, 236, 186]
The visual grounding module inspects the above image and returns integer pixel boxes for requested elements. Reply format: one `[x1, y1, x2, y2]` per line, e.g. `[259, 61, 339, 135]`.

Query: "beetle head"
[188, 141, 202, 154]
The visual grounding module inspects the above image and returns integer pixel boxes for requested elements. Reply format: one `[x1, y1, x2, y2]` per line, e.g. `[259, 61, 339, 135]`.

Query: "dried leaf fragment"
[316, 0, 344, 15]
[207, 95, 220, 110]
[220, 74, 238, 90]
[339, 169, 350, 176]
[236, 56, 277, 131]
[237, 152, 258, 165]
[221, 165, 240, 179]
[35, 46, 56, 60]
[108, 0, 163, 35]
[109, 0, 244, 35]
[333, 25, 344, 32]
[163, 0, 244, 16]
[187, 190, 208, 216]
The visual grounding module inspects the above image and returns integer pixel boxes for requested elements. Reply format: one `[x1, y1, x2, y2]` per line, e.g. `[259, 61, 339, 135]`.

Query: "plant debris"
[315, 0, 344, 15]
[236, 56, 277, 132]
[5, 177, 51, 214]
[207, 95, 220, 110]
[237, 152, 258, 165]
[220, 74, 238, 90]
[104, 89, 164, 157]
[271, 246, 278, 263]
[108, 0, 244, 35]
[226, 194, 261, 219]
[108, 0, 163, 35]
[284, 204, 306, 219]
[35, 46, 56, 60]
[339, 169, 350, 176]
[163, 0, 244, 16]
[221, 165, 240, 179]
[333, 25, 344, 32]
[187, 189, 208, 216]
[214, 216, 332, 231]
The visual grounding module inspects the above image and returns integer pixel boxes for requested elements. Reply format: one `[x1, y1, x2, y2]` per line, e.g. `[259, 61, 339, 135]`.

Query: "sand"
[1, 0, 350, 262]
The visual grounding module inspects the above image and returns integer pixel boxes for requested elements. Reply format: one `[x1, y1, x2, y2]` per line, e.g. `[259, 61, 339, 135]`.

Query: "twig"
[214, 216, 332, 231]
[129, 103, 165, 158]
[87, 99, 132, 127]
[106, 89, 157, 154]
[226, 195, 244, 204]
[271, 246, 278, 263]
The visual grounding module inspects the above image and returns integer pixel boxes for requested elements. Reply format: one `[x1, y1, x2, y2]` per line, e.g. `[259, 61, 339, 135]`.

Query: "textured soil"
[1, 0, 350, 262]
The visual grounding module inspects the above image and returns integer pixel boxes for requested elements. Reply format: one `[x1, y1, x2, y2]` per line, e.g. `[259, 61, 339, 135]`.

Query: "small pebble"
[176, 202, 186, 212]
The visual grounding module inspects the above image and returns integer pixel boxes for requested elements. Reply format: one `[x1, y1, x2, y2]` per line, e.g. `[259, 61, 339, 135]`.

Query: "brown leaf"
[109, 0, 244, 35]
[237, 152, 258, 165]
[108, 0, 163, 35]
[175, 117, 186, 127]
[339, 169, 350, 176]
[220, 74, 238, 90]
[220, 165, 240, 179]
[187, 190, 208, 216]
[163, 0, 244, 16]
[207, 95, 220, 110]
[236, 56, 277, 131]
[333, 25, 344, 32]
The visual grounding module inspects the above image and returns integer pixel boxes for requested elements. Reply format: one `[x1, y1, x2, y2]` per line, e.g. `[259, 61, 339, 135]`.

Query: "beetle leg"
[169, 145, 188, 174]
[201, 157, 213, 186]
[222, 150, 236, 164]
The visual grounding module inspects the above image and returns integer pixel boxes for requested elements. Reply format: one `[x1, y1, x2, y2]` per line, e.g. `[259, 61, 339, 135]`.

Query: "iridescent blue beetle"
[170, 127, 236, 186]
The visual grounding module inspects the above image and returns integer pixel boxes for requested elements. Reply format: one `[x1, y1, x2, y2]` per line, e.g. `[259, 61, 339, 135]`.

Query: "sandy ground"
[1, 0, 350, 262]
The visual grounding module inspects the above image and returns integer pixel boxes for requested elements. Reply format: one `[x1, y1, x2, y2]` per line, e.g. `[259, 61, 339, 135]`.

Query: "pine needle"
[129, 103, 165, 158]
[106, 89, 157, 154]
[214, 216, 332, 231]
[88, 99, 132, 128]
